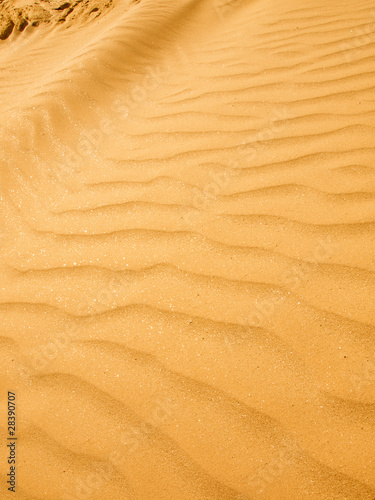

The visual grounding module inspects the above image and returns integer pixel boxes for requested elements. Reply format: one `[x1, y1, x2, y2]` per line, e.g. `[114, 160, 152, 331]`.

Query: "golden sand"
[1, 0, 375, 498]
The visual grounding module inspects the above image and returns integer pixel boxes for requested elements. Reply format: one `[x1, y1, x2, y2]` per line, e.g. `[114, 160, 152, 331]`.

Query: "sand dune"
[1, 0, 375, 498]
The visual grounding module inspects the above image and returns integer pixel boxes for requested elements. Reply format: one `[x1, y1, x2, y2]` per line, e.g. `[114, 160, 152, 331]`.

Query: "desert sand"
[0, 0, 375, 498]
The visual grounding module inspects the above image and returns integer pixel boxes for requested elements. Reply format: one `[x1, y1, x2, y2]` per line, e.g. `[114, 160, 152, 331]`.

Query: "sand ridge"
[1, 0, 375, 498]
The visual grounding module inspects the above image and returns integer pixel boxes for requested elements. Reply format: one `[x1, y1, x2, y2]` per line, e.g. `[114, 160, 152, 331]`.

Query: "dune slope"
[1, 0, 375, 498]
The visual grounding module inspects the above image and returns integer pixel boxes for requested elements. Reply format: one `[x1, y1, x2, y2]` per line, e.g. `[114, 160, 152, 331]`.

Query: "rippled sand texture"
[1, 0, 375, 498]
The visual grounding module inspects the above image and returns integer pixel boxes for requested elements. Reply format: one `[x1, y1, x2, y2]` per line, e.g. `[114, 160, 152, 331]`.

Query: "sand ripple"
[1, 0, 375, 498]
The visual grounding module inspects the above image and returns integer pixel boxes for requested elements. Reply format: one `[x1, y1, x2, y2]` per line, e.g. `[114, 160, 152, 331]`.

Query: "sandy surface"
[0, 0, 375, 498]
